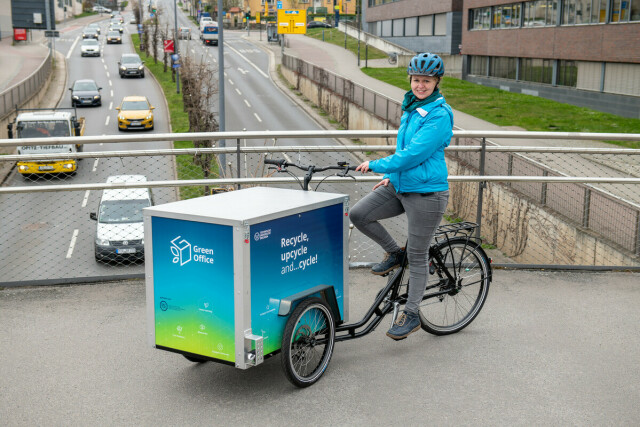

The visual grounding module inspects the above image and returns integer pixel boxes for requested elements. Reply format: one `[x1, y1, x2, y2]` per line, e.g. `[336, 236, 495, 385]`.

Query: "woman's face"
[410, 75, 439, 100]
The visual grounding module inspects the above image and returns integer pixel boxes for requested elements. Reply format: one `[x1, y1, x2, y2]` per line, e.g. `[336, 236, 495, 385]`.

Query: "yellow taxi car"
[116, 96, 155, 131]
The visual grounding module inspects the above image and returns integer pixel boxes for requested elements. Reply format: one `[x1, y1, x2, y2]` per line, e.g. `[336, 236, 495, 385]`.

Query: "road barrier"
[1, 130, 639, 286]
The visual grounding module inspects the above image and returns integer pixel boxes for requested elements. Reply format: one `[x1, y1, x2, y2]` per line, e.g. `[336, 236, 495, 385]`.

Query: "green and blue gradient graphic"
[250, 204, 344, 356]
[152, 216, 235, 362]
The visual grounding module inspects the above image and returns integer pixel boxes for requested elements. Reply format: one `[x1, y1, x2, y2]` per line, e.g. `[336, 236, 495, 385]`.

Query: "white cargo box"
[143, 187, 349, 369]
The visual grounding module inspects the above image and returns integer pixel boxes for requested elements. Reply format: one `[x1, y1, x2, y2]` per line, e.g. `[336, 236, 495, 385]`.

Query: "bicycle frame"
[334, 222, 486, 342]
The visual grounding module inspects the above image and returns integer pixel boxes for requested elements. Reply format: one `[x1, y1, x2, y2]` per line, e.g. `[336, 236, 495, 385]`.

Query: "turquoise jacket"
[369, 96, 453, 193]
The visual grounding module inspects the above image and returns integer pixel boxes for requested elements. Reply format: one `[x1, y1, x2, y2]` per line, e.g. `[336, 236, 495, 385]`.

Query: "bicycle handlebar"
[264, 158, 357, 172]
[265, 158, 358, 190]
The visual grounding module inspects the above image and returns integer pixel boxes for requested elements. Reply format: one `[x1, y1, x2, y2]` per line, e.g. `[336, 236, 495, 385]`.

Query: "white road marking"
[244, 99, 251, 108]
[237, 68, 248, 74]
[82, 190, 90, 208]
[284, 153, 292, 162]
[104, 64, 108, 70]
[110, 90, 114, 97]
[254, 113, 262, 123]
[109, 80, 113, 86]
[106, 71, 110, 78]
[108, 101, 113, 110]
[191, 49, 195, 54]
[105, 116, 110, 126]
[92, 159, 99, 172]
[66, 229, 79, 259]
[224, 43, 269, 78]
[101, 57, 105, 63]
[67, 37, 80, 59]
[235, 88, 241, 95]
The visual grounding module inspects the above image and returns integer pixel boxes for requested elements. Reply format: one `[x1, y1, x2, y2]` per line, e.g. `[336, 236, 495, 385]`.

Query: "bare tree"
[180, 54, 220, 194]
[151, 14, 160, 64]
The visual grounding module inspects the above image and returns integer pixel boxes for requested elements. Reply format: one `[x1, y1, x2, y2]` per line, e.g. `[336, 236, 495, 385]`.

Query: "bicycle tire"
[281, 297, 335, 388]
[419, 237, 491, 335]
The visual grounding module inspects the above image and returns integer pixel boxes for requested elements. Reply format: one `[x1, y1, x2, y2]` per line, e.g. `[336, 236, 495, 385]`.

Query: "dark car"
[106, 30, 122, 44]
[118, 53, 145, 78]
[82, 27, 99, 39]
[69, 79, 102, 107]
[307, 21, 332, 29]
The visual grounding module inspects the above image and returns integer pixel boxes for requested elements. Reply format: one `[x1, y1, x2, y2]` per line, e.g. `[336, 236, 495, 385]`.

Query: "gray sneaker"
[386, 311, 421, 340]
[371, 248, 405, 275]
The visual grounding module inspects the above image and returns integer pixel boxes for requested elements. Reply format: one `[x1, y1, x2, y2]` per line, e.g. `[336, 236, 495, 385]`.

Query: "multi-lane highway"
[0, 5, 389, 285]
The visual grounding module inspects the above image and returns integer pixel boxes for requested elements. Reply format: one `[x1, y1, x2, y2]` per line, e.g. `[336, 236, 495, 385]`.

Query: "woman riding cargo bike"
[352, 52, 455, 340]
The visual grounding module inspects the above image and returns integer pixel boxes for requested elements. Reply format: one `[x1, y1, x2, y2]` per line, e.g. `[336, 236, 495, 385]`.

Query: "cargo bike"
[143, 160, 492, 388]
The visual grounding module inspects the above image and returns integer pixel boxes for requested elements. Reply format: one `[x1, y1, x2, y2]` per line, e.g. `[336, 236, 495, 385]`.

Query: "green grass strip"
[305, 28, 387, 60]
[130, 33, 218, 199]
[361, 67, 640, 148]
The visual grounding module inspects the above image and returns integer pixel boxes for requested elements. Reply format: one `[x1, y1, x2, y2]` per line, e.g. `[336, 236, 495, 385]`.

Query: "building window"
[405, 17, 418, 36]
[521, 58, 553, 84]
[494, 3, 522, 28]
[632, 0, 640, 21]
[470, 7, 491, 30]
[611, 0, 632, 22]
[393, 18, 404, 36]
[434, 13, 446, 35]
[524, 0, 558, 27]
[468, 56, 488, 76]
[489, 56, 517, 79]
[419, 15, 433, 35]
[557, 60, 578, 87]
[381, 20, 392, 37]
[591, 0, 607, 22]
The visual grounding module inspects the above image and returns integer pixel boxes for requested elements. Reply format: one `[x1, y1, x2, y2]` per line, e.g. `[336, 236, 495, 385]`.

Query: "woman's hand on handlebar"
[373, 178, 390, 190]
[355, 161, 370, 173]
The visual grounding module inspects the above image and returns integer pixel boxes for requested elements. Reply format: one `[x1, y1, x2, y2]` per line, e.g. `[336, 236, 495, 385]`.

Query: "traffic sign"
[44, 30, 60, 38]
[277, 10, 307, 34]
[277, 1, 282, 9]
[171, 54, 180, 62]
[163, 39, 174, 53]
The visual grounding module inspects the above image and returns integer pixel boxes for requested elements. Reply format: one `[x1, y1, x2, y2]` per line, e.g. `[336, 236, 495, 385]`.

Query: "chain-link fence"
[1, 130, 639, 286]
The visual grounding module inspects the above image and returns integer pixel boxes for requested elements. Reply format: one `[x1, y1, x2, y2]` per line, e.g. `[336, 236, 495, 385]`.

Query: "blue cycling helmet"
[407, 53, 444, 77]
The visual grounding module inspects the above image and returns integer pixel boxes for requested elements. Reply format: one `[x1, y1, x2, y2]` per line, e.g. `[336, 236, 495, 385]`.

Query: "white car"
[80, 39, 100, 57]
[92, 5, 112, 13]
[90, 175, 152, 263]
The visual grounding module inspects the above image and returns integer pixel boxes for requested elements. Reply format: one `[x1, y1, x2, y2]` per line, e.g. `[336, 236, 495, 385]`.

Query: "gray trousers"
[350, 183, 449, 314]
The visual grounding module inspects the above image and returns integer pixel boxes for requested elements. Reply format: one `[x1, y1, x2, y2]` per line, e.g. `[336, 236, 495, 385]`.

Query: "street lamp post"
[174, 0, 180, 93]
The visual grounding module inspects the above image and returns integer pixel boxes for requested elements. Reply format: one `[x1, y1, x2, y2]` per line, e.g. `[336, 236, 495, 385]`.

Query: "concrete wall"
[280, 58, 640, 266]
[448, 159, 640, 267]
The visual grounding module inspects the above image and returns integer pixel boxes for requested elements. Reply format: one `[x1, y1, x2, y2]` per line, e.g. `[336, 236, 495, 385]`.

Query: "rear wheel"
[419, 237, 491, 335]
[281, 297, 335, 388]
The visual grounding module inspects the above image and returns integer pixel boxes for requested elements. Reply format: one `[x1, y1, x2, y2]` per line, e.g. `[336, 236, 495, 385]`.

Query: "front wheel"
[419, 237, 491, 335]
[281, 297, 335, 388]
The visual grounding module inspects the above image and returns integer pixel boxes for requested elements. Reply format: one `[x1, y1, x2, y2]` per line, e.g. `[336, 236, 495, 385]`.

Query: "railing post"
[582, 187, 591, 228]
[475, 138, 487, 238]
[541, 170, 548, 205]
[236, 138, 241, 190]
[636, 210, 640, 256]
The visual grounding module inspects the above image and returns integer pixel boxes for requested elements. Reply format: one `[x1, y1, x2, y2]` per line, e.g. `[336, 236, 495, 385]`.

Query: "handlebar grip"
[264, 158, 286, 166]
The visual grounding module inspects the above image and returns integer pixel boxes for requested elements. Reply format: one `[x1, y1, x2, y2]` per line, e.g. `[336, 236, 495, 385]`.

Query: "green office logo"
[171, 236, 191, 265]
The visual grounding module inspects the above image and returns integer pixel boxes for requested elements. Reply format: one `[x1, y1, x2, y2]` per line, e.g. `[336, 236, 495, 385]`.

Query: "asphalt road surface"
[1, 269, 639, 425]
